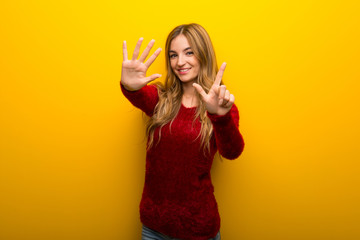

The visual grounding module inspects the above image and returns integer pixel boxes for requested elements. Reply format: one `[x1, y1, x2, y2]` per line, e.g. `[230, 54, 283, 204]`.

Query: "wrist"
[120, 82, 138, 91]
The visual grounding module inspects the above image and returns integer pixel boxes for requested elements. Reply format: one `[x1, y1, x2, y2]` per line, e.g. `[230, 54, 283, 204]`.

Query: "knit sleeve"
[120, 82, 159, 117]
[207, 104, 245, 160]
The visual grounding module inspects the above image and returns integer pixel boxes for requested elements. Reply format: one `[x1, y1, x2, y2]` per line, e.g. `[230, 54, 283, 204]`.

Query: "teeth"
[179, 69, 190, 72]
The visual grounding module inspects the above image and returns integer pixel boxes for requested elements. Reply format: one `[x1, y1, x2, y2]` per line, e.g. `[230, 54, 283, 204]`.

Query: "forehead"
[170, 34, 191, 52]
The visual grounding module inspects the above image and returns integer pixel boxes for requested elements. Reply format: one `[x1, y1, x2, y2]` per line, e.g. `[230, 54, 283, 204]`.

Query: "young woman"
[120, 23, 245, 240]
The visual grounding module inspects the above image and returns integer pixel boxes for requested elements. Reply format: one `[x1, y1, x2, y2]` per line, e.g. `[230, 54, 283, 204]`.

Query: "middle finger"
[138, 39, 155, 62]
[218, 85, 226, 105]
[223, 90, 230, 105]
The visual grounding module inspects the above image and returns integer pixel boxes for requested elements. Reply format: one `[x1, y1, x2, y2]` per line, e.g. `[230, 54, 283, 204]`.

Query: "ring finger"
[132, 37, 144, 60]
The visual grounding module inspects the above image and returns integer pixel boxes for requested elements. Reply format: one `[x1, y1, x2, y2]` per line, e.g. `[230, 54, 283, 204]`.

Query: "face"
[169, 34, 200, 84]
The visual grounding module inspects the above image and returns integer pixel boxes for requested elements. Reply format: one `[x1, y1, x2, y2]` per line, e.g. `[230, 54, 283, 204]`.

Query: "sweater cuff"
[207, 110, 232, 125]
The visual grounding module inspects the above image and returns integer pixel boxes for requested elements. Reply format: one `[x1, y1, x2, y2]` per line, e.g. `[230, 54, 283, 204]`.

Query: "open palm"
[121, 38, 162, 91]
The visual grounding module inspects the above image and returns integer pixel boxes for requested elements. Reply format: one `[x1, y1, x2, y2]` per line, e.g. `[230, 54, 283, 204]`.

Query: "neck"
[181, 81, 199, 107]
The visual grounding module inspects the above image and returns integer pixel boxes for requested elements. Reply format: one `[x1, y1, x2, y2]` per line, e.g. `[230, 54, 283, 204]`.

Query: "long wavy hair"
[146, 23, 221, 153]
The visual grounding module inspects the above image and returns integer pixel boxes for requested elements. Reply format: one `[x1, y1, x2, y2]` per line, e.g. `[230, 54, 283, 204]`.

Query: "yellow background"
[1, 0, 359, 239]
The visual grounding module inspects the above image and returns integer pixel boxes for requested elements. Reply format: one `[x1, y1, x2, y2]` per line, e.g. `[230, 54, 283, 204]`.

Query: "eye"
[169, 54, 177, 59]
[186, 51, 194, 56]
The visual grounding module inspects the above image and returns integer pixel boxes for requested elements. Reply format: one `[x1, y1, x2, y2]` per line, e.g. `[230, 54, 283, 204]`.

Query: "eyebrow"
[169, 47, 192, 53]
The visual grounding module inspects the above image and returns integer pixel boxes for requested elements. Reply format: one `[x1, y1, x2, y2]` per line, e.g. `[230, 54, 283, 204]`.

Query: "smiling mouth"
[178, 68, 191, 74]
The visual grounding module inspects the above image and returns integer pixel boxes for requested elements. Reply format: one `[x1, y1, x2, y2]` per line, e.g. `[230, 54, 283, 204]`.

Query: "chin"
[178, 76, 197, 84]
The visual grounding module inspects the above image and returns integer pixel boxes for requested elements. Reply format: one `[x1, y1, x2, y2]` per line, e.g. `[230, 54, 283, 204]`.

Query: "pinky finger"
[224, 94, 235, 108]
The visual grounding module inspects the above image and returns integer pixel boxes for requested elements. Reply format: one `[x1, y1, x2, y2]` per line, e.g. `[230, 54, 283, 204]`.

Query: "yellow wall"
[1, 0, 359, 239]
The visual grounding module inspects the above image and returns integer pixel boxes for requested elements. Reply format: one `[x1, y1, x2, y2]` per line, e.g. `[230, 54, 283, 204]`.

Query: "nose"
[177, 54, 185, 66]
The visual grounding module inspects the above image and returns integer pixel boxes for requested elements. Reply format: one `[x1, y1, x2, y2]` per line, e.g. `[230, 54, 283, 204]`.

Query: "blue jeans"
[141, 225, 221, 240]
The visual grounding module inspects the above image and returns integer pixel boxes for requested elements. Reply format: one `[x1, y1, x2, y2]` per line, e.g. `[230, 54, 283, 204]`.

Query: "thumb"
[193, 83, 207, 99]
[144, 74, 162, 84]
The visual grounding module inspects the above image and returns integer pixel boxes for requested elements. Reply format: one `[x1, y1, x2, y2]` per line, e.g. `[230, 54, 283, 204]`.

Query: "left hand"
[193, 62, 235, 116]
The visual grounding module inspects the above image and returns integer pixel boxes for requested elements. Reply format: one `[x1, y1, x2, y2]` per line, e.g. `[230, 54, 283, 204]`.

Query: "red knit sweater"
[121, 83, 244, 240]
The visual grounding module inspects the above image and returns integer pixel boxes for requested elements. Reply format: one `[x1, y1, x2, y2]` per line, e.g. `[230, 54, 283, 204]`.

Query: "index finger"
[214, 62, 227, 86]
[123, 40, 128, 61]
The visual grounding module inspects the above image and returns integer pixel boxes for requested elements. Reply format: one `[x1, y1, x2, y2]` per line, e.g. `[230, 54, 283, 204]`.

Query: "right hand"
[121, 37, 162, 91]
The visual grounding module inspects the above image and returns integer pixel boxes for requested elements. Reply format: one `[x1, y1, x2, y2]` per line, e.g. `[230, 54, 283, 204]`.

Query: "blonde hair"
[146, 23, 221, 153]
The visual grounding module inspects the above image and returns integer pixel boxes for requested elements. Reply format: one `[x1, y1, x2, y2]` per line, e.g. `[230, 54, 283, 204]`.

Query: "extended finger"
[132, 37, 144, 60]
[123, 40, 128, 61]
[218, 85, 226, 105]
[193, 83, 207, 100]
[214, 62, 227, 86]
[144, 48, 162, 68]
[139, 39, 155, 62]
